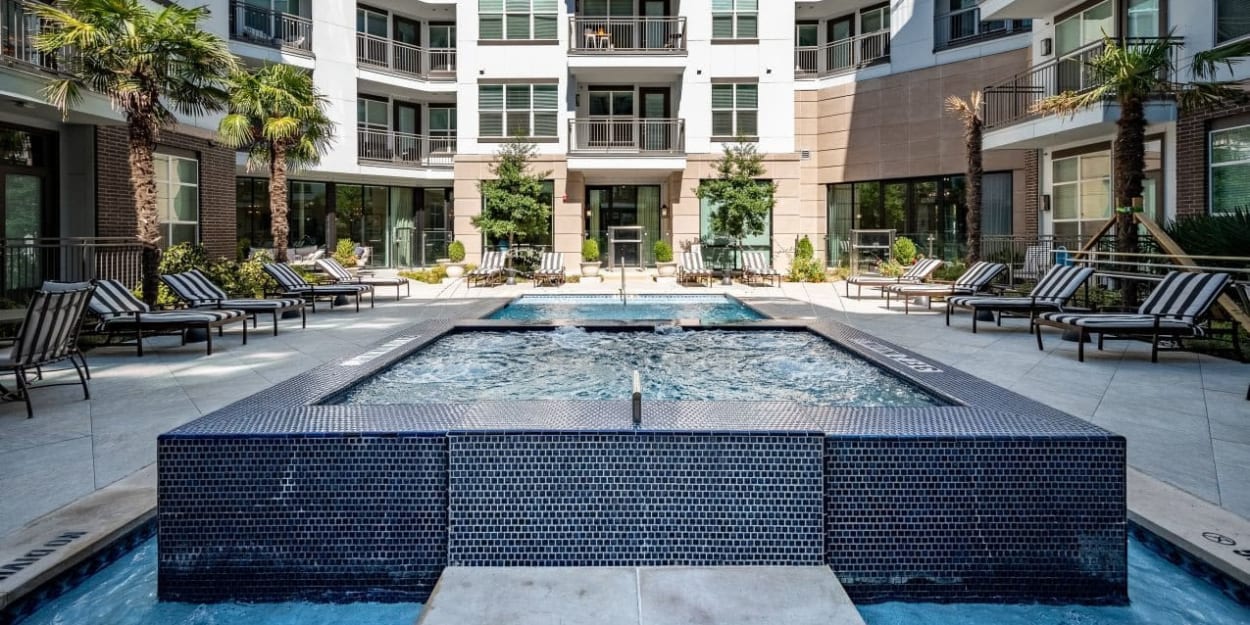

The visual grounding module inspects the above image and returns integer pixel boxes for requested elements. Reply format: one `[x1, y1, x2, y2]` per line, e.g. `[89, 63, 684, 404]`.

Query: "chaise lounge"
[467, 251, 506, 288]
[741, 251, 782, 287]
[678, 250, 714, 287]
[884, 261, 1007, 314]
[88, 279, 248, 356]
[945, 264, 1094, 333]
[162, 269, 306, 336]
[315, 257, 410, 300]
[533, 252, 566, 287]
[1, 282, 95, 418]
[263, 263, 374, 312]
[845, 257, 944, 298]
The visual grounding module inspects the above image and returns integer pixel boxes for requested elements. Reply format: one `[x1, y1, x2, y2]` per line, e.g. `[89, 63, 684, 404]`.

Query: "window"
[711, 0, 757, 40]
[1054, 1, 1111, 56]
[1211, 125, 1250, 214]
[711, 83, 758, 139]
[1051, 152, 1111, 240]
[859, 3, 890, 34]
[429, 106, 457, 138]
[154, 153, 199, 248]
[357, 96, 389, 131]
[1126, 0, 1160, 39]
[356, 7, 387, 37]
[479, 84, 558, 138]
[699, 191, 772, 268]
[479, 0, 558, 40]
[1217, 0, 1250, 44]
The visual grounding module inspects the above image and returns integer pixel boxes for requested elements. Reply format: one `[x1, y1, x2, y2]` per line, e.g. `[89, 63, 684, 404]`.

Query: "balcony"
[228, 0, 313, 56]
[356, 34, 455, 82]
[358, 128, 455, 169]
[794, 31, 889, 80]
[979, 0, 1071, 21]
[569, 16, 686, 53]
[569, 118, 685, 155]
[1, 0, 57, 70]
[934, 5, 1030, 51]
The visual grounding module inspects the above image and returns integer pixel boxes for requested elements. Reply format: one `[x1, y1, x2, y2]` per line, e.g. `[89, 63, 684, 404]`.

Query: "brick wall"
[1024, 149, 1039, 238]
[96, 126, 237, 259]
[1176, 99, 1250, 218]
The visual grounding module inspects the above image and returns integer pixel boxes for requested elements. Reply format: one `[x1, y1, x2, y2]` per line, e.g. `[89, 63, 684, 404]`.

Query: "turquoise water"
[335, 327, 941, 406]
[488, 294, 763, 323]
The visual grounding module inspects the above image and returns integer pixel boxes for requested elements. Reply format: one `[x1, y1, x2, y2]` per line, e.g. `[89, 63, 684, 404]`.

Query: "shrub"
[333, 239, 358, 266]
[795, 235, 814, 261]
[582, 239, 600, 263]
[786, 235, 825, 282]
[892, 237, 917, 264]
[399, 265, 447, 284]
[654, 240, 673, 263]
[1164, 211, 1250, 263]
[878, 259, 905, 277]
[237, 237, 251, 262]
[235, 250, 277, 296]
[134, 242, 211, 307]
[934, 260, 965, 282]
[448, 240, 466, 263]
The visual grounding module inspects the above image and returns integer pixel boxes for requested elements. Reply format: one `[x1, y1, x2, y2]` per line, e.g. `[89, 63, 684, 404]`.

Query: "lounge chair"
[946, 264, 1094, 333]
[467, 251, 506, 288]
[1035, 271, 1231, 363]
[88, 279, 248, 356]
[533, 252, 566, 287]
[1015, 244, 1052, 284]
[845, 258, 944, 298]
[741, 251, 781, 287]
[315, 258, 410, 300]
[162, 269, 306, 336]
[884, 261, 1007, 314]
[678, 251, 714, 287]
[1, 282, 94, 418]
[263, 263, 374, 312]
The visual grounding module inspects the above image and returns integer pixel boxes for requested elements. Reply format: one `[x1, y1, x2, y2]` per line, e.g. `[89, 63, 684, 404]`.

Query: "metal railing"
[357, 128, 456, 168]
[0, 238, 143, 305]
[356, 33, 456, 80]
[1, 0, 58, 70]
[569, 118, 685, 154]
[228, 0, 313, 55]
[795, 30, 890, 79]
[569, 16, 686, 52]
[983, 37, 1180, 129]
[934, 6, 1030, 51]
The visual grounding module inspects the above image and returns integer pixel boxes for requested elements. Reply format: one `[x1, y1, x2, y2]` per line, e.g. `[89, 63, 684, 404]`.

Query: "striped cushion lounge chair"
[946, 264, 1094, 333]
[467, 251, 505, 288]
[846, 257, 944, 298]
[263, 263, 373, 312]
[315, 257, 410, 300]
[741, 251, 781, 287]
[533, 252, 566, 287]
[1035, 271, 1231, 363]
[1015, 244, 1052, 283]
[1, 283, 94, 418]
[678, 251, 713, 287]
[88, 279, 248, 357]
[884, 262, 1007, 314]
[162, 269, 305, 336]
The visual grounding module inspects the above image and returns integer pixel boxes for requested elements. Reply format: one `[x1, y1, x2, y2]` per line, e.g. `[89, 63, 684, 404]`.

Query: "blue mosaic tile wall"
[827, 437, 1127, 604]
[446, 432, 826, 566]
[157, 435, 448, 603]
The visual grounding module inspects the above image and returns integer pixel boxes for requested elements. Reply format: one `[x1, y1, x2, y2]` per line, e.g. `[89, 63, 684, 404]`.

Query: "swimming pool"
[334, 327, 941, 406]
[487, 294, 763, 323]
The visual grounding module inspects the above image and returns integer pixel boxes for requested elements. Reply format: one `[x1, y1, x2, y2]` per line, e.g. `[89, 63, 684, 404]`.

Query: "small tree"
[945, 92, 983, 265]
[694, 142, 776, 268]
[473, 139, 552, 268]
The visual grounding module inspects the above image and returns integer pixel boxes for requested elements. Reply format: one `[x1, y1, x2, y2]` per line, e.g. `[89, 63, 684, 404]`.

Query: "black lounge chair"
[884, 261, 1007, 314]
[162, 269, 306, 336]
[88, 279, 248, 356]
[845, 258, 944, 298]
[741, 251, 781, 287]
[946, 264, 1094, 333]
[315, 257, 410, 300]
[1035, 270, 1231, 363]
[533, 252, 566, 286]
[263, 263, 374, 312]
[467, 251, 506, 287]
[1, 282, 94, 418]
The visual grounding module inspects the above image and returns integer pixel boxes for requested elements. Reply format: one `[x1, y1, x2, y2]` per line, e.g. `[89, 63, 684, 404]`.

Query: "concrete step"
[417, 566, 866, 625]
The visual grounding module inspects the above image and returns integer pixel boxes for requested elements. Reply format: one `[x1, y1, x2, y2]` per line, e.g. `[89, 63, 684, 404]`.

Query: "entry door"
[826, 15, 854, 71]
[394, 102, 419, 164]
[588, 88, 635, 148]
[639, 88, 670, 152]
[393, 16, 420, 73]
[643, 0, 669, 49]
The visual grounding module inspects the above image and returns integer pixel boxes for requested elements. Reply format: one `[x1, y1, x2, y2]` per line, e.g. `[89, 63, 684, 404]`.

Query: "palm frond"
[1192, 40, 1250, 81]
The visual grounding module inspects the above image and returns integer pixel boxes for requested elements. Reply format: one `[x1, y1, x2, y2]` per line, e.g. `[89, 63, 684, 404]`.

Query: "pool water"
[18, 537, 1249, 625]
[488, 294, 763, 323]
[334, 327, 941, 406]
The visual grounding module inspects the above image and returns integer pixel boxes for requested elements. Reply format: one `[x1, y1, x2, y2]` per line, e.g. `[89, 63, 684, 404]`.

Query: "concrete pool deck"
[0, 273, 1248, 611]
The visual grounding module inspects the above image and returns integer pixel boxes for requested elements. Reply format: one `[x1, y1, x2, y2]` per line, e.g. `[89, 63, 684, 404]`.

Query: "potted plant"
[445, 240, 466, 279]
[581, 239, 601, 277]
[654, 240, 677, 277]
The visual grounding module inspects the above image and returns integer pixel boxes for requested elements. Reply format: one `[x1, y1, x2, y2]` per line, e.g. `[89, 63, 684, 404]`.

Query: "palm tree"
[1035, 34, 1250, 259]
[31, 0, 236, 306]
[945, 91, 984, 264]
[218, 64, 334, 263]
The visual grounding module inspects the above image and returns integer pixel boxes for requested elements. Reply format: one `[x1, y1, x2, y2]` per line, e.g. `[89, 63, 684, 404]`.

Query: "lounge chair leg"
[996, 311, 1002, 327]
[70, 357, 90, 400]
[301, 305, 307, 328]
[1098, 334, 1105, 352]
[206, 326, 213, 355]
[945, 302, 951, 326]
[16, 367, 32, 419]
[1035, 324, 1044, 351]
[135, 327, 144, 357]
[75, 352, 91, 379]
[272, 311, 279, 336]
[1078, 330, 1087, 362]
[1151, 333, 1159, 363]
[971, 308, 978, 333]
[370, 291, 375, 308]
[242, 321, 248, 346]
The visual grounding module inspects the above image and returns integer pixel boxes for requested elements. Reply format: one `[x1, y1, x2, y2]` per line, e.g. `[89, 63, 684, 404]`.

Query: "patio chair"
[533, 252, 566, 287]
[467, 251, 506, 288]
[315, 257, 410, 301]
[1035, 271, 1231, 363]
[946, 264, 1094, 333]
[88, 279, 248, 357]
[263, 263, 374, 312]
[884, 261, 1007, 314]
[678, 250, 714, 287]
[162, 269, 306, 336]
[0, 283, 94, 418]
[741, 251, 781, 287]
[845, 258, 944, 298]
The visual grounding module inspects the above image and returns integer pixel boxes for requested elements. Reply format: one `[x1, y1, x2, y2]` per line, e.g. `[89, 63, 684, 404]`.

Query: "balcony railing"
[0, 237, 143, 305]
[983, 37, 1180, 130]
[795, 31, 890, 79]
[1, 0, 57, 70]
[228, 0, 313, 56]
[569, 118, 685, 154]
[934, 6, 1030, 51]
[569, 16, 686, 53]
[358, 128, 455, 168]
[356, 33, 455, 81]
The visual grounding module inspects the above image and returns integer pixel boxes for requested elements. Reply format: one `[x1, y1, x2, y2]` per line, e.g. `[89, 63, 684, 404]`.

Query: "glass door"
[588, 88, 635, 148]
[796, 21, 819, 73]
[639, 88, 669, 151]
[826, 15, 854, 71]
[586, 185, 660, 266]
[429, 23, 456, 72]
[1055, 1, 1112, 92]
[394, 102, 419, 165]
[1, 125, 54, 295]
[643, 0, 670, 49]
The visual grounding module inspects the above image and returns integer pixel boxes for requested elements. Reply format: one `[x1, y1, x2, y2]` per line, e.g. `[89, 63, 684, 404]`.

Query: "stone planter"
[445, 263, 466, 279]
[580, 261, 602, 277]
[655, 262, 678, 278]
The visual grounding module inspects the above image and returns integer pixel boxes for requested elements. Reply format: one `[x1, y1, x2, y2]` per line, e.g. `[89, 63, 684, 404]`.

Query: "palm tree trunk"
[1115, 95, 1147, 304]
[269, 143, 290, 263]
[128, 115, 161, 307]
[965, 116, 983, 264]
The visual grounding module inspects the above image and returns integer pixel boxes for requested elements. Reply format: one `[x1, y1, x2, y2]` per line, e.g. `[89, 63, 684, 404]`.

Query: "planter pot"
[580, 261, 602, 277]
[445, 263, 466, 279]
[655, 262, 678, 278]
